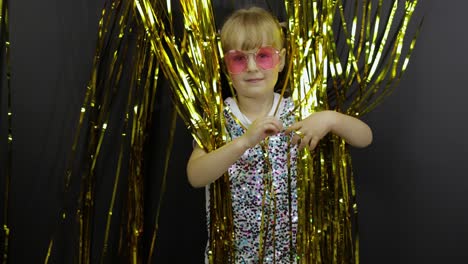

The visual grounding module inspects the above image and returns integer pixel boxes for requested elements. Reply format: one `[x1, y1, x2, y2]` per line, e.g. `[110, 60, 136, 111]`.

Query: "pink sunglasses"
[224, 46, 280, 74]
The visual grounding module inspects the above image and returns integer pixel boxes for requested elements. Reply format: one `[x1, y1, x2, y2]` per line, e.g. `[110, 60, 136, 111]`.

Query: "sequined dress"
[205, 93, 298, 263]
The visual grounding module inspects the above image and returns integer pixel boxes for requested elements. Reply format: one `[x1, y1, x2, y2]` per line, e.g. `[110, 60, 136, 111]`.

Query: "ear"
[278, 48, 286, 72]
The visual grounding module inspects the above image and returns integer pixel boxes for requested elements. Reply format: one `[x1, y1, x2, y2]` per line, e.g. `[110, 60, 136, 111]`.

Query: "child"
[186, 6, 372, 263]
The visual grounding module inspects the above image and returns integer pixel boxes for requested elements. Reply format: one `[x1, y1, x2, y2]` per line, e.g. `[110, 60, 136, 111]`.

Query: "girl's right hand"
[241, 116, 283, 148]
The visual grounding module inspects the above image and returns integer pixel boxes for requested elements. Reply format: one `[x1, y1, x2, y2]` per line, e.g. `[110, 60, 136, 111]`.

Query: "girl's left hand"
[285, 110, 337, 150]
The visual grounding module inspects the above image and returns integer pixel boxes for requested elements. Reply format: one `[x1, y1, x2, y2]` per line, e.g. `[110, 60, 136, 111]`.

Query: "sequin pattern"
[206, 97, 298, 263]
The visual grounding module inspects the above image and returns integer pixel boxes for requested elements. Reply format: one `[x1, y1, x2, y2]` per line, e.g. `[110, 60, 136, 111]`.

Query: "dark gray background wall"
[2, 0, 467, 263]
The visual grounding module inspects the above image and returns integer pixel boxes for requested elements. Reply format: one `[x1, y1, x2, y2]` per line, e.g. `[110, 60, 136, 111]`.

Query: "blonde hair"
[220, 7, 284, 52]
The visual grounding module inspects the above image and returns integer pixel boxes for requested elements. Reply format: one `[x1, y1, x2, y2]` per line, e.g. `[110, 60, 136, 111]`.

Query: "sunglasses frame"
[224, 46, 280, 74]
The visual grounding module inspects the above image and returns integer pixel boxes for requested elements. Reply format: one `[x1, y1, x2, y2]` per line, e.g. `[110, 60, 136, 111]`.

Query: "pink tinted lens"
[225, 51, 248, 74]
[225, 47, 280, 74]
[255, 47, 279, 70]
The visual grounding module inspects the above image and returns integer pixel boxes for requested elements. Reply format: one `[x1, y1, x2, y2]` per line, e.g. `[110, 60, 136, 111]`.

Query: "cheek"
[266, 70, 279, 82]
[229, 74, 243, 87]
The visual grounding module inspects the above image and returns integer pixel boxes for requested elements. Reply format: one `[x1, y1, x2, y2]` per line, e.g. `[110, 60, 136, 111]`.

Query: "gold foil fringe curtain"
[0, 0, 12, 262]
[36, 0, 421, 263]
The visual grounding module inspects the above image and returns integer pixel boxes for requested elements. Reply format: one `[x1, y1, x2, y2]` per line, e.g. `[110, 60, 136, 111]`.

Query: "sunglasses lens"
[255, 47, 279, 70]
[225, 51, 247, 74]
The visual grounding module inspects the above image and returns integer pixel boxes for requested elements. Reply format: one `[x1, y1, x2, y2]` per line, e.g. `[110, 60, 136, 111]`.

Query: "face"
[225, 41, 285, 100]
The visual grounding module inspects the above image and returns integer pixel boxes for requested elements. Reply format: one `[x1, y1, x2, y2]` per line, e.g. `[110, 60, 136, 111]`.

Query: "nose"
[246, 54, 259, 72]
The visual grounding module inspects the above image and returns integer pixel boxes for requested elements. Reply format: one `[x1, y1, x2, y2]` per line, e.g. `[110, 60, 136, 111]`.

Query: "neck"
[237, 93, 275, 121]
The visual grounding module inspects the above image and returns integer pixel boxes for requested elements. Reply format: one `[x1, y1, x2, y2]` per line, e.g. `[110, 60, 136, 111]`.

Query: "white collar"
[226, 93, 283, 127]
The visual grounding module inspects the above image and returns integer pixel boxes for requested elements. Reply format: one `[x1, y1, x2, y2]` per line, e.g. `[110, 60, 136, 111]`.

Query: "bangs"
[224, 22, 278, 51]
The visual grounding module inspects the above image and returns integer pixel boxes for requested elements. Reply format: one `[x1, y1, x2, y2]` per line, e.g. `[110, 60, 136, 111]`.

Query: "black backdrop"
[2, 0, 468, 263]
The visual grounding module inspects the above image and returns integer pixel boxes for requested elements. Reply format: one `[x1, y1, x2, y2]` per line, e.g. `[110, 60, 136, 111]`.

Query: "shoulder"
[275, 94, 294, 113]
[224, 96, 235, 106]
[223, 97, 238, 115]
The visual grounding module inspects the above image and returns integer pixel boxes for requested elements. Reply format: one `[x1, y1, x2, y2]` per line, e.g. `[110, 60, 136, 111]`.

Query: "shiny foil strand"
[257, 142, 273, 262]
[137, 42, 161, 264]
[0, 0, 11, 262]
[347, 151, 360, 263]
[286, 141, 295, 263]
[328, 1, 369, 106]
[336, 0, 363, 91]
[78, 2, 119, 262]
[126, 35, 160, 264]
[147, 105, 176, 263]
[100, 121, 126, 262]
[125, 10, 144, 263]
[367, 1, 398, 81]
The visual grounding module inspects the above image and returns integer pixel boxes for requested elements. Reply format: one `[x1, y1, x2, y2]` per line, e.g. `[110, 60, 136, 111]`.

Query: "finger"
[290, 129, 304, 144]
[298, 135, 310, 150]
[309, 137, 319, 150]
[290, 134, 300, 145]
[270, 119, 284, 132]
[285, 122, 302, 133]
[295, 137, 302, 147]
[266, 119, 283, 133]
[263, 124, 281, 136]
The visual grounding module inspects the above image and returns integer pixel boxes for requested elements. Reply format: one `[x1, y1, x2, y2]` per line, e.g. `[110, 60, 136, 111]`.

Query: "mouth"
[245, 78, 264, 83]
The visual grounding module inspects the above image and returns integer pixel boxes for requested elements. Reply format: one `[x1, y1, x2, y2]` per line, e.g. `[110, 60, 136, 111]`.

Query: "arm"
[187, 116, 283, 188]
[285, 110, 373, 150]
